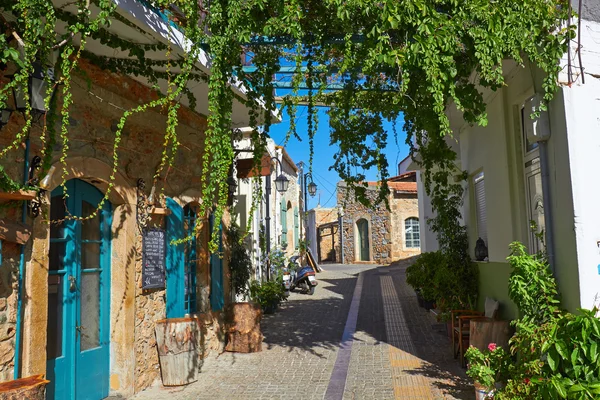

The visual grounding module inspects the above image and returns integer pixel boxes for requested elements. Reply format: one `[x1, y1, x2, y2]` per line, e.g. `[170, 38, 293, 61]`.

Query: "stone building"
[306, 206, 339, 262]
[336, 172, 420, 264]
[0, 2, 259, 399]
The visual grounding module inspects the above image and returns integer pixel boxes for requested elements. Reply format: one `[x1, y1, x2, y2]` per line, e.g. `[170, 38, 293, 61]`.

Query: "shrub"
[227, 222, 253, 298]
[406, 251, 443, 301]
[249, 280, 287, 312]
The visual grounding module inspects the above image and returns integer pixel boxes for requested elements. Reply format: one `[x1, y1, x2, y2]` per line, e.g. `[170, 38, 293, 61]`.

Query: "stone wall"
[317, 223, 340, 262]
[338, 185, 391, 264]
[389, 192, 421, 260]
[0, 58, 229, 394]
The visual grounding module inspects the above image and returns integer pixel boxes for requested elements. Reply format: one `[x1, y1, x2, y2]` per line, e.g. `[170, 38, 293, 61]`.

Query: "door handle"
[75, 325, 84, 334]
[68, 275, 78, 292]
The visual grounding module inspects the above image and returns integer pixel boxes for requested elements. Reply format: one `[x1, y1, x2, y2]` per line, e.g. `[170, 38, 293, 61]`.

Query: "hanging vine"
[0, 0, 575, 250]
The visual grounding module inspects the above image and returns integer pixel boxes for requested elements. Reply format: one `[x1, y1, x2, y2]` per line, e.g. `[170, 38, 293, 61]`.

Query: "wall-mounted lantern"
[475, 237, 488, 261]
[12, 62, 57, 122]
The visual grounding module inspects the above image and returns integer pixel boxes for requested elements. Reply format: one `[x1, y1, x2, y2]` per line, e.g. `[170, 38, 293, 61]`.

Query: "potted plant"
[465, 343, 510, 399]
[249, 280, 287, 314]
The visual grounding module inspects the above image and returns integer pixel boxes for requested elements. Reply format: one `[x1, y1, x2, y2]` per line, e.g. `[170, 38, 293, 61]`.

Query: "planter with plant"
[466, 343, 511, 399]
[249, 280, 287, 314]
[466, 242, 600, 399]
[225, 221, 263, 353]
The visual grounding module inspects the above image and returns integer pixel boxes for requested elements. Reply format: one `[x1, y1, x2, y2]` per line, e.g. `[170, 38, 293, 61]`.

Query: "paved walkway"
[130, 261, 474, 400]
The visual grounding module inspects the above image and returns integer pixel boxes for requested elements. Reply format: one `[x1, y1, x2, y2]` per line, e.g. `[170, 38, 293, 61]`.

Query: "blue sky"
[269, 105, 409, 209]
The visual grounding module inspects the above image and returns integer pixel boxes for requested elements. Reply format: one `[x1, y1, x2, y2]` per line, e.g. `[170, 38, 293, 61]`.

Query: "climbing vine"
[0, 0, 576, 249]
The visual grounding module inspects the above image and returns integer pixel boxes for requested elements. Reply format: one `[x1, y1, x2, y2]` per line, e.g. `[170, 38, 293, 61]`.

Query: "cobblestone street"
[131, 261, 474, 400]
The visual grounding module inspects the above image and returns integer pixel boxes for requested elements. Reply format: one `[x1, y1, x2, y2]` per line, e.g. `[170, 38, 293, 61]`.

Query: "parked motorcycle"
[288, 255, 318, 295]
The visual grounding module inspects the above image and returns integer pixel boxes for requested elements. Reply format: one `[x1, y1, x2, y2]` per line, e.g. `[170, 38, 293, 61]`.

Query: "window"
[473, 172, 488, 245]
[405, 217, 420, 248]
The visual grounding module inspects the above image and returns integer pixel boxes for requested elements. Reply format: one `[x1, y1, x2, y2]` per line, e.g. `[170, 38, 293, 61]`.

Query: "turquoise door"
[47, 179, 112, 400]
[209, 214, 224, 311]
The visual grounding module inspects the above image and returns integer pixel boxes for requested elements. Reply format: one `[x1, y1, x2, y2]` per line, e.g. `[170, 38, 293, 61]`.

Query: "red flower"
[488, 343, 497, 352]
[524, 378, 531, 385]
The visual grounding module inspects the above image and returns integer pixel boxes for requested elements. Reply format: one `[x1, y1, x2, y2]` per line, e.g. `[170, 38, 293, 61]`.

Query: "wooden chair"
[451, 297, 499, 366]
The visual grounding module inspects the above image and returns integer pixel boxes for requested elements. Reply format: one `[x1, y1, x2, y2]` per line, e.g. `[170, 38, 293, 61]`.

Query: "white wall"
[416, 171, 439, 252]
[561, 18, 600, 310]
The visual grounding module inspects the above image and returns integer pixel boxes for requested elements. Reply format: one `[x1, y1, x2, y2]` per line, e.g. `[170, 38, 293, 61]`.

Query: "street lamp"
[12, 61, 57, 122]
[274, 173, 289, 194]
[303, 172, 317, 214]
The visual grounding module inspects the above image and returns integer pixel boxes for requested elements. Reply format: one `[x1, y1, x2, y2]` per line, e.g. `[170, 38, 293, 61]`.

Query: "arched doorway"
[356, 218, 370, 261]
[46, 179, 112, 400]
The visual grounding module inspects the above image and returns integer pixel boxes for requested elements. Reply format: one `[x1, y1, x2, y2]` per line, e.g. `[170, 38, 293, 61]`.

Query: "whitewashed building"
[412, 3, 600, 319]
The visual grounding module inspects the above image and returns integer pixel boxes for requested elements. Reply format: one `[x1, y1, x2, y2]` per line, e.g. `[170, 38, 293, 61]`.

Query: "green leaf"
[552, 379, 568, 398]
[548, 348, 559, 372]
[556, 340, 569, 359]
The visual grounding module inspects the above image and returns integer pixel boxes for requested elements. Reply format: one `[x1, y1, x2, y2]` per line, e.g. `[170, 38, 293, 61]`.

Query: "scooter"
[288, 255, 318, 295]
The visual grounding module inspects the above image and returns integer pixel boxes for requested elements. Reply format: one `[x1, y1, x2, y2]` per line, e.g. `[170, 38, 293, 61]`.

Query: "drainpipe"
[539, 140, 556, 274]
[14, 137, 30, 379]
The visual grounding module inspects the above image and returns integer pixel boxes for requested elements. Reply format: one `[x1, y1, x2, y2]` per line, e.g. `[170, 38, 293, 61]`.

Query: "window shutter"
[281, 200, 287, 245]
[166, 197, 185, 318]
[474, 173, 488, 245]
[294, 207, 299, 249]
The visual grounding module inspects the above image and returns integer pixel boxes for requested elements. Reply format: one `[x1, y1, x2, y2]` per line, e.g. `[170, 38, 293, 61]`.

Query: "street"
[132, 261, 474, 400]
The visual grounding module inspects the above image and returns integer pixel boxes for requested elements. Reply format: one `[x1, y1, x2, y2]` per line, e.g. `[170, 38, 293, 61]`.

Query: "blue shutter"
[294, 207, 299, 249]
[210, 214, 224, 311]
[166, 198, 185, 318]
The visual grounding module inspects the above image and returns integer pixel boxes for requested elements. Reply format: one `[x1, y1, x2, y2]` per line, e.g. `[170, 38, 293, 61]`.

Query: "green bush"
[249, 279, 287, 312]
[406, 250, 478, 315]
[406, 251, 443, 301]
[227, 222, 253, 298]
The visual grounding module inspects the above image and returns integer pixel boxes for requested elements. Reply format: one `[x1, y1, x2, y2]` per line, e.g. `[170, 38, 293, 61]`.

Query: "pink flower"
[488, 343, 497, 352]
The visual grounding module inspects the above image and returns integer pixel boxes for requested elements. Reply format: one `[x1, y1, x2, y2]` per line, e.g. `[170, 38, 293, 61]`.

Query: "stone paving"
[129, 261, 474, 400]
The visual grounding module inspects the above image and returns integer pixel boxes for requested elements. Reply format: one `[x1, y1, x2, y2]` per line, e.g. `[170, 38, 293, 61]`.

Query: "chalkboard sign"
[142, 228, 166, 289]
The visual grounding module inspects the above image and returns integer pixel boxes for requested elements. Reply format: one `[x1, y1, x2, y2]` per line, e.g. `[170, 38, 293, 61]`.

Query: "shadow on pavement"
[259, 261, 474, 399]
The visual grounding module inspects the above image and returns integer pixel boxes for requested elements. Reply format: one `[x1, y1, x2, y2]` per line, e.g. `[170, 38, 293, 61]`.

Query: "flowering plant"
[466, 343, 511, 390]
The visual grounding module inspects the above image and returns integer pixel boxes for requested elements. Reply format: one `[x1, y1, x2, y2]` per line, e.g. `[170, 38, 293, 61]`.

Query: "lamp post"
[303, 172, 317, 215]
[264, 156, 289, 276]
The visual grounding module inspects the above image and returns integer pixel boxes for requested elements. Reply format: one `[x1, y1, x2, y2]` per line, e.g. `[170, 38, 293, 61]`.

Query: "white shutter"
[474, 172, 487, 245]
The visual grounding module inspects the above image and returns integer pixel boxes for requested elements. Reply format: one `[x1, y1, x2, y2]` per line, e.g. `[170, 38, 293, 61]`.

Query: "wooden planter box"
[224, 302, 262, 353]
[469, 319, 513, 352]
[155, 317, 199, 386]
[0, 374, 49, 400]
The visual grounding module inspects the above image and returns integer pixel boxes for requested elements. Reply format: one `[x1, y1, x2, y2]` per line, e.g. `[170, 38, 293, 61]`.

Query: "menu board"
[142, 228, 166, 290]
